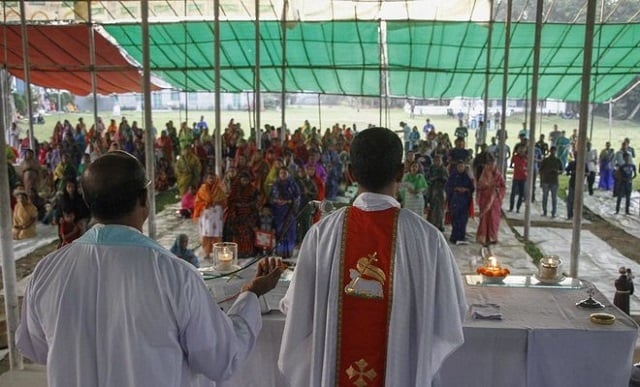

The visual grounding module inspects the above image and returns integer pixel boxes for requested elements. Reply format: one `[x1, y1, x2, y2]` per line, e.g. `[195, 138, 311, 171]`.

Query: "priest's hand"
[243, 257, 282, 297]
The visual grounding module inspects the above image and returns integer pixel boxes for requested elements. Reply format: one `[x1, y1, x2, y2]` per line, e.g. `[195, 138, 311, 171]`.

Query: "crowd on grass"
[4, 114, 638, 263]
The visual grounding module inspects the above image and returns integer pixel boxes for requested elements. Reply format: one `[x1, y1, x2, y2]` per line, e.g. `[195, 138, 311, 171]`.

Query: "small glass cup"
[539, 255, 562, 280]
[213, 242, 237, 273]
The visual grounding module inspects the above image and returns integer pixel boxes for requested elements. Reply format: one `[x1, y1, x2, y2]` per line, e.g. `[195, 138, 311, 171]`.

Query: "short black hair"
[349, 127, 403, 192]
[81, 151, 148, 221]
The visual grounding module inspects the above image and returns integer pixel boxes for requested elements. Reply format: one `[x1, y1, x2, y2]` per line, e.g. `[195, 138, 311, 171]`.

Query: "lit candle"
[488, 256, 497, 268]
[218, 247, 233, 271]
[540, 256, 560, 280]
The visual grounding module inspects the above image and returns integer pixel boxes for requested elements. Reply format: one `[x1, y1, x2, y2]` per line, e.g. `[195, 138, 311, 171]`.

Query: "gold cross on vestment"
[346, 358, 378, 387]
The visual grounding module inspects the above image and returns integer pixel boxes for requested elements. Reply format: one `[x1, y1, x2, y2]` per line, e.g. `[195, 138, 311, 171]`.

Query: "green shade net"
[387, 21, 640, 102]
[104, 20, 640, 102]
[105, 21, 381, 95]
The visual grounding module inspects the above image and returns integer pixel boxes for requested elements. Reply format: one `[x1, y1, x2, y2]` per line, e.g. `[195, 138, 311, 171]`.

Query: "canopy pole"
[0, 68, 23, 371]
[378, 19, 383, 127]
[3, 2, 10, 142]
[247, 92, 253, 133]
[141, 0, 156, 239]
[524, 0, 544, 241]
[318, 94, 322, 132]
[482, 0, 494, 151]
[183, 0, 189, 124]
[255, 0, 264, 144]
[279, 0, 288, 143]
[214, 0, 222, 176]
[570, 0, 597, 279]
[19, 0, 34, 150]
[589, 3, 605, 143]
[498, 0, 512, 177]
[88, 3, 99, 137]
[608, 101, 612, 142]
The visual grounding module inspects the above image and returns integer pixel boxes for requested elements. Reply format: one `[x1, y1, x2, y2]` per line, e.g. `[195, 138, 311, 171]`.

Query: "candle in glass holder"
[539, 256, 561, 280]
[218, 247, 233, 271]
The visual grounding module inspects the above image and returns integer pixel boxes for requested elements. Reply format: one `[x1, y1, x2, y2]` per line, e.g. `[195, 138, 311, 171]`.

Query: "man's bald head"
[81, 151, 149, 222]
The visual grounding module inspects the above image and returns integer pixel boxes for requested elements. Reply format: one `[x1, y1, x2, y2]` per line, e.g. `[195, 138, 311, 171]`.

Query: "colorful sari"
[475, 164, 506, 245]
[227, 182, 259, 257]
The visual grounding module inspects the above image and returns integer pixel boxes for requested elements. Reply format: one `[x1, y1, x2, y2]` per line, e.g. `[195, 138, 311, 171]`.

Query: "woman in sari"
[193, 172, 227, 261]
[401, 161, 428, 217]
[475, 154, 506, 246]
[227, 172, 259, 257]
[174, 146, 202, 196]
[12, 186, 38, 240]
[270, 167, 301, 258]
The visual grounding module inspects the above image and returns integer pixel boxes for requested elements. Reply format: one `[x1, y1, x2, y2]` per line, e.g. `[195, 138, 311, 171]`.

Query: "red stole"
[336, 206, 399, 387]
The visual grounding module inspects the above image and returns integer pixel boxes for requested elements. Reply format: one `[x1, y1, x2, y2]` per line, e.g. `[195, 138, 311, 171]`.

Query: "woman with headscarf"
[475, 154, 506, 246]
[193, 171, 227, 261]
[270, 167, 301, 258]
[170, 234, 199, 267]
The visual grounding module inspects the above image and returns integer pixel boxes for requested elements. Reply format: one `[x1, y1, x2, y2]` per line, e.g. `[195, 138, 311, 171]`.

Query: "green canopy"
[103, 20, 640, 102]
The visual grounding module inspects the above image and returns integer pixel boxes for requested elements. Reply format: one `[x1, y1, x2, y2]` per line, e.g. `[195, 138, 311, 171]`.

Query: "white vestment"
[278, 192, 466, 386]
[17, 224, 261, 387]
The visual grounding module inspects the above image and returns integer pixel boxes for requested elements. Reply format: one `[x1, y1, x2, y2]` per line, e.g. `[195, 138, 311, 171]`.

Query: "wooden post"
[141, 0, 156, 239]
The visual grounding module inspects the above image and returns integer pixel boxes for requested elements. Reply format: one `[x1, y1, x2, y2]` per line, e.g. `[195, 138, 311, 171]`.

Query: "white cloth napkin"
[470, 303, 503, 320]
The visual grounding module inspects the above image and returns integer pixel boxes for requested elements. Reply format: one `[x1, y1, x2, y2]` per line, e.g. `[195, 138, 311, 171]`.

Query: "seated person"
[12, 186, 38, 240]
[178, 185, 196, 219]
[57, 206, 82, 248]
[170, 234, 199, 268]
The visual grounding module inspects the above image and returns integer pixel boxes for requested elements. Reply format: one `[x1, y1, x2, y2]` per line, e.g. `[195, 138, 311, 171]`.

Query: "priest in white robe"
[16, 151, 281, 387]
[278, 127, 466, 386]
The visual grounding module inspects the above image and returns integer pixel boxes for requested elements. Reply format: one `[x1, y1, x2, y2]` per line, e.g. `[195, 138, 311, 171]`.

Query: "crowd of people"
[4, 113, 638, 257]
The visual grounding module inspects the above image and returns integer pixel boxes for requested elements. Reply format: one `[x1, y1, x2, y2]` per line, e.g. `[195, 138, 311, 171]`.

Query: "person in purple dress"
[270, 167, 301, 257]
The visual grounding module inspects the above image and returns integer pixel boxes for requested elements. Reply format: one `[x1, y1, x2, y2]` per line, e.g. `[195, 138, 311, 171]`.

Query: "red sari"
[227, 182, 259, 257]
[475, 164, 506, 245]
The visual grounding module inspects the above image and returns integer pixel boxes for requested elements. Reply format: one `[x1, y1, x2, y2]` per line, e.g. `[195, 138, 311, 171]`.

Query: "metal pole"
[482, 0, 494, 149]
[141, 0, 156, 239]
[318, 94, 322, 131]
[524, 0, 544, 241]
[88, 2, 99, 137]
[498, 0, 512, 177]
[280, 0, 288, 140]
[0, 68, 23, 370]
[378, 19, 383, 127]
[214, 0, 222, 176]
[608, 101, 612, 142]
[255, 0, 262, 144]
[570, 0, 597, 278]
[19, 0, 34, 150]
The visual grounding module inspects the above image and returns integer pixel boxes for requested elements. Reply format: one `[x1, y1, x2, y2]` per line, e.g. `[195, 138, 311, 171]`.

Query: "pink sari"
[476, 165, 506, 245]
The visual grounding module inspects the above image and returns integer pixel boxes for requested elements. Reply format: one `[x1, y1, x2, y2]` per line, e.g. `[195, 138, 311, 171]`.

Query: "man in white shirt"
[17, 150, 281, 387]
[278, 127, 466, 387]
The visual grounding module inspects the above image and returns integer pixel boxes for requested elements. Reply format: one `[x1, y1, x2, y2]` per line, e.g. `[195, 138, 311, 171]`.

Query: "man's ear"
[347, 164, 356, 183]
[394, 163, 404, 182]
[139, 190, 148, 207]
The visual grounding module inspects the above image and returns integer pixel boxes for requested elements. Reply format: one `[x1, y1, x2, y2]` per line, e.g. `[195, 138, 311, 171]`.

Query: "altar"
[205, 268, 638, 387]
